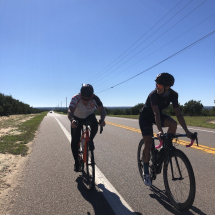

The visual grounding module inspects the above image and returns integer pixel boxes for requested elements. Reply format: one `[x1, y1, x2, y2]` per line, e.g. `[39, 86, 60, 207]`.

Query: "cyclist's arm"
[152, 105, 163, 134]
[174, 107, 192, 138]
[68, 107, 78, 128]
[68, 106, 76, 121]
[97, 105, 106, 126]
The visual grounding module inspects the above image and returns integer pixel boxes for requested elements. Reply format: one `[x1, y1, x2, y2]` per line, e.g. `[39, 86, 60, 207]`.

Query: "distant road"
[11, 113, 215, 215]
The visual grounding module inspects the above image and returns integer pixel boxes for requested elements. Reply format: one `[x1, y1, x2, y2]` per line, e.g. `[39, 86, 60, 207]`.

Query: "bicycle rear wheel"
[86, 142, 95, 189]
[163, 149, 196, 211]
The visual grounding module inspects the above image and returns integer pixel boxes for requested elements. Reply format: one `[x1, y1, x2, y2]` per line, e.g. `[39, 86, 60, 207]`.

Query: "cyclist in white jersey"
[68, 84, 106, 172]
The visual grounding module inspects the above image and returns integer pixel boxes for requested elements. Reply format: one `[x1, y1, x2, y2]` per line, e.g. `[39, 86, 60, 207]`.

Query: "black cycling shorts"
[139, 114, 170, 136]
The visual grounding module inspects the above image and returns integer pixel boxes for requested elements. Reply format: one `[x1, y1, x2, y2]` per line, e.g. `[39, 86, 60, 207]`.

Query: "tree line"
[95, 100, 215, 116]
[31, 99, 215, 117]
[0, 93, 43, 116]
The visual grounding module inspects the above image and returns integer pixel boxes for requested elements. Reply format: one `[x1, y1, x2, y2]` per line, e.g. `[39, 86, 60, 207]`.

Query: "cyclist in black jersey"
[139, 73, 193, 186]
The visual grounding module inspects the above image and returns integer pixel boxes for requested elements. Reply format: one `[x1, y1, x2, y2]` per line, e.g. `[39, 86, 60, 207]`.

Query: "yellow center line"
[106, 121, 215, 155]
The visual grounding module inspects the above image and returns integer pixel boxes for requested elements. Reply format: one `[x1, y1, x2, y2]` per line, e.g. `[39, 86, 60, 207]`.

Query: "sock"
[144, 162, 149, 174]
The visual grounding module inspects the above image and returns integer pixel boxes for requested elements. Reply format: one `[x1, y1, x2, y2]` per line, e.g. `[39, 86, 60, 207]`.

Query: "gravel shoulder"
[0, 115, 37, 215]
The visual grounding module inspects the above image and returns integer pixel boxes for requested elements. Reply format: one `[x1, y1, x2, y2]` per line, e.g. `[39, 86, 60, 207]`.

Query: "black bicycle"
[137, 132, 198, 211]
[76, 121, 103, 189]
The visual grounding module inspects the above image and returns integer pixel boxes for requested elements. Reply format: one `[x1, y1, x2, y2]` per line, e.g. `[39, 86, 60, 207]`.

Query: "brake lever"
[155, 141, 163, 149]
[155, 133, 166, 149]
[186, 132, 198, 147]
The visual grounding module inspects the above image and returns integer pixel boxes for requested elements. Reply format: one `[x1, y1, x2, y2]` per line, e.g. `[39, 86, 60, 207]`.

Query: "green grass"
[107, 115, 215, 129]
[172, 116, 215, 129]
[0, 112, 47, 156]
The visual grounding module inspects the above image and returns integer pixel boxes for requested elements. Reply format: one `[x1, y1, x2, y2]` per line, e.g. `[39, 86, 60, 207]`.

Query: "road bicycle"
[77, 121, 103, 190]
[137, 132, 198, 211]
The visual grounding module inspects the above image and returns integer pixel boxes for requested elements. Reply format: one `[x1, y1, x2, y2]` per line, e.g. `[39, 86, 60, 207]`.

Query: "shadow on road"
[76, 174, 142, 215]
[149, 185, 207, 215]
[98, 183, 142, 215]
[76, 174, 116, 215]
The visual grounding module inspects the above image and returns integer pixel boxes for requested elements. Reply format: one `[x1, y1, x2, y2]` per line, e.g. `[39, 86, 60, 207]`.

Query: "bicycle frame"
[78, 121, 103, 164]
[151, 133, 197, 179]
[151, 135, 181, 177]
[79, 125, 90, 164]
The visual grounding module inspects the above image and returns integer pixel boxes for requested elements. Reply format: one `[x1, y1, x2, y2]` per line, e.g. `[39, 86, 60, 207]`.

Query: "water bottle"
[81, 138, 85, 150]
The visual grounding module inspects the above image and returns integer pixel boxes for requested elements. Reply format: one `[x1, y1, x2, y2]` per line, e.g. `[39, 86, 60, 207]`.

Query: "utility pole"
[66, 97, 67, 109]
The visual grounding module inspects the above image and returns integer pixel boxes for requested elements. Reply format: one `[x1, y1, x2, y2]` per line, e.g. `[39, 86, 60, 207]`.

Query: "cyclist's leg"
[142, 136, 153, 165]
[139, 116, 154, 161]
[87, 113, 98, 141]
[71, 125, 82, 170]
[82, 114, 98, 151]
[139, 116, 153, 186]
[85, 114, 98, 149]
[162, 114, 177, 134]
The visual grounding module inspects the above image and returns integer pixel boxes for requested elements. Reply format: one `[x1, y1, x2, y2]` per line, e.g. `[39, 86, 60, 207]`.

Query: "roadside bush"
[210, 107, 215, 116]
[201, 109, 211, 116]
[183, 100, 203, 116]
[130, 103, 144, 115]
[163, 104, 175, 116]
[113, 108, 123, 115]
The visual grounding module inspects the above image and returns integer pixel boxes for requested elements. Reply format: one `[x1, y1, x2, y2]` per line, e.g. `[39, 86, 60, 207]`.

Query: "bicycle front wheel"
[163, 149, 196, 211]
[86, 143, 95, 190]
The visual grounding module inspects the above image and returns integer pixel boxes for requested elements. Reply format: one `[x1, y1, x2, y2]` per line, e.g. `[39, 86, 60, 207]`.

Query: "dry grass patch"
[0, 112, 47, 214]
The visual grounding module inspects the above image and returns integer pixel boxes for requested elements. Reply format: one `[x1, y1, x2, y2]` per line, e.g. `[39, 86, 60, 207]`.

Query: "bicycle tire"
[137, 139, 145, 180]
[86, 143, 95, 190]
[78, 143, 84, 172]
[163, 149, 196, 211]
[137, 139, 155, 181]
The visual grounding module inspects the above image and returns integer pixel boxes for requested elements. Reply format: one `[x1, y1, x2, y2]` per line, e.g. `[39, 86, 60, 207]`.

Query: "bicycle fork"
[169, 151, 183, 181]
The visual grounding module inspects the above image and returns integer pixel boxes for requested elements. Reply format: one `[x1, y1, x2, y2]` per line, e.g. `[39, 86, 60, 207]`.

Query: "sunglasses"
[81, 96, 91, 101]
[156, 83, 164, 89]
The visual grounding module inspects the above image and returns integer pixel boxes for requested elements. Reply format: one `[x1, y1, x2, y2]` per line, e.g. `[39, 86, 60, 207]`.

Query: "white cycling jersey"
[69, 93, 102, 119]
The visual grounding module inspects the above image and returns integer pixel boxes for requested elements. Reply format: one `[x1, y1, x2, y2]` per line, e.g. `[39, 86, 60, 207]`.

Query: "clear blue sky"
[0, 0, 214, 108]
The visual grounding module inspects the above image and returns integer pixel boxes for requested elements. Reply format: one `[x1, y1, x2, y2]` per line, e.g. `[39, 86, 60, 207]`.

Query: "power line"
[93, 0, 207, 85]
[96, 30, 215, 94]
[87, 0, 183, 83]
[95, 12, 215, 87]
[91, 0, 194, 84]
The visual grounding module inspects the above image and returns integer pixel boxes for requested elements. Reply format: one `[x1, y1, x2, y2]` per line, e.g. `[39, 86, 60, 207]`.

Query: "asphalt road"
[11, 113, 215, 215]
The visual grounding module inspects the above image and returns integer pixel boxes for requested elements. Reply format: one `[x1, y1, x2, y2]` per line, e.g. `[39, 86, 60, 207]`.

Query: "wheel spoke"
[164, 149, 196, 211]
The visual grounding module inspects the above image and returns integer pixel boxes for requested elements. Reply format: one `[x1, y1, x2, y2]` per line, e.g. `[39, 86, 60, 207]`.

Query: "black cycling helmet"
[80, 84, 94, 97]
[155, 73, 175, 86]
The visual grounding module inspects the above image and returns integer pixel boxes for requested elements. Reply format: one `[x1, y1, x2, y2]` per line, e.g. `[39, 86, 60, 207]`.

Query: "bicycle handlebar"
[154, 132, 198, 149]
[70, 119, 104, 134]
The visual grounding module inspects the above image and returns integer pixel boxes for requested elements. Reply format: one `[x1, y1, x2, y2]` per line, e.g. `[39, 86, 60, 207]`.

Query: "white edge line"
[53, 116, 135, 215]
